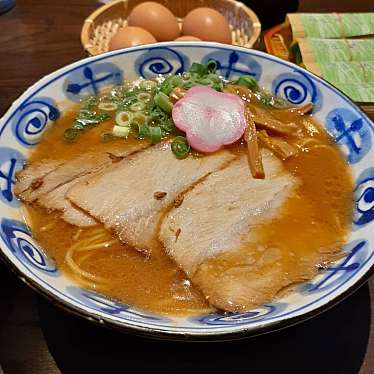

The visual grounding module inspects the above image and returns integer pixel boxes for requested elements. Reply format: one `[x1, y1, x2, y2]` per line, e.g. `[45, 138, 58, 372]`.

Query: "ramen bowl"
[0, 42, 373, 340]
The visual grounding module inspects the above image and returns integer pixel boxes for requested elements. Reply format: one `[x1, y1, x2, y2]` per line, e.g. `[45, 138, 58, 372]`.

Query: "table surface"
[1, 1, 374, 373]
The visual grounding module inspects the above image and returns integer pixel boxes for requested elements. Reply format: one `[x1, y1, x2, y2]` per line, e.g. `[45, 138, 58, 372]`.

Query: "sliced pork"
[36, 176, 97, 227]
[14, 159, 64, 196]
[67, 142, 236, 252]
[15, 142, 148, 226]
[159, 150, 299, 312]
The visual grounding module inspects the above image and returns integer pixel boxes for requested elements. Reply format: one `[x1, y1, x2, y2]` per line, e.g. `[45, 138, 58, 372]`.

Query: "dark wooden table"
[1, 1, 374, 373]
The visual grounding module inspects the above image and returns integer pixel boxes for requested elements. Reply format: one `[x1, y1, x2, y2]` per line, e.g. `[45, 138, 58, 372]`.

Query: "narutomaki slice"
[172, 85, 247, 153]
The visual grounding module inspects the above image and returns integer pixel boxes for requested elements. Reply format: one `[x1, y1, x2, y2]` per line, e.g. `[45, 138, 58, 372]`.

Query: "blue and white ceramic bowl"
[1, 42, 373, 340]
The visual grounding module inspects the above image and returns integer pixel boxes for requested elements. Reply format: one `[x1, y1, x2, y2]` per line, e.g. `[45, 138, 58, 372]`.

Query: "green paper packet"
[298, 38, 374, 63]
[304, 61, 374, 102]
[285, 13, 374, 104]
[288, 13, 374, 39]
[332, 83, 374, 102]
[305, 61, 374, 83]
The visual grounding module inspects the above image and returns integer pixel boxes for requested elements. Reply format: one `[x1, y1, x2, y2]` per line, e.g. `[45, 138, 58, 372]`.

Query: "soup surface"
[24, 101, 353, 315]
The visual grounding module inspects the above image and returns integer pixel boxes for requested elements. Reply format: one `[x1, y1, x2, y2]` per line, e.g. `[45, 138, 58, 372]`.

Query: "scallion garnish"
[188, 59, 217, 75]
[160, 75, 184, 96]
[98, 102, 118, 111]
[137, 92, 151, 103]
[64, 128, 81, 142]
[139, 80, 157, 91]
[101, 132, 116, 142]
[137, 123, 149, 139]
[63, 97, 111, 142]
[206, 60, 217, 73]
[132, 112, 147, 125]
[115, 111, 133, 127]
[234, 75, 259, 91]
[65, 62, 287, 160]
[130, 101, 146, 112]
[148, 126, 162, 144]
[231, 75, 288, 108]
[182, 72, 191, 81]
[154, 92, 173, 114]
[112, 125, 130, 138]
[73, 111, 110, 129]
[171, 136, 190, 159]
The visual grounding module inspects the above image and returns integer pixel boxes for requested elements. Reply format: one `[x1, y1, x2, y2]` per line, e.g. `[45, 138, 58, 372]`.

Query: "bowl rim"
[1, 41, 373, 341]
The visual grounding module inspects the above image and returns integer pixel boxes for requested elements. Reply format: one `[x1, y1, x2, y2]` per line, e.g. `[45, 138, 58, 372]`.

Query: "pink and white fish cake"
[172, 86, 247, 153]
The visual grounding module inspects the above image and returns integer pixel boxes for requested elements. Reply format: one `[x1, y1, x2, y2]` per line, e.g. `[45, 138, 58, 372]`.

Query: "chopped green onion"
[160, 78, 173, 95]
[160, 75, 184, 95]
[137, 124, 149, 139]
[154, 92, 173, 114]
[170, 75, 184, 89]
[98, 102, 118, 111]
[82, 96, 99, 111]
[158, 118, 176, 134]
[258, 94, 273, 107]
[139, 80, 157, 91]
[110, 85, 129, 101]
[234, 75, 259, 91]
[115, 111, 133, 127]
[147, 126, 162, 144]
[199, 78, 214, 86]
[254, 90, 288, 108]
[182, 72, 191, 81]
[101, 132, 116, 142]
[74, 111, 110, 128]
[188, 62, 207, 76]
[112, 125, 130, 138]
[130, 101, 146, 112]
[171, 136, 190, 159]
[132, 112, 147, 124]
[206, 60, 217, 73]
[137, 92, 151, 103]
[64, 128, 80, 142]
[63, 105, 110, 142]
[188, 60, 217, 76]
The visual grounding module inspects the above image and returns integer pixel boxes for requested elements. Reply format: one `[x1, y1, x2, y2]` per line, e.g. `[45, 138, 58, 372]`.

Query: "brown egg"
[128, 2, 180, 42]
[182, 7, 232, 44]
[108, 26, 157, 50]
[174, 36, 201, 41]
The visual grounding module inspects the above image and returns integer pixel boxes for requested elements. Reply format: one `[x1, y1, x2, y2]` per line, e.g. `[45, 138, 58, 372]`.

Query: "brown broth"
[25, 101, 353, 316]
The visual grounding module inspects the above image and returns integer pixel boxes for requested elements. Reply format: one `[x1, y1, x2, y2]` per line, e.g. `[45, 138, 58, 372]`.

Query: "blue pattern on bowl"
[0, 147, 24, 207]
[63, 62, 123, 102]
[135, 47, 189, 78]
[1, 43, 374, 339]
[354, 168, 374, 226]
[0, 218, 57, 274]
[201, 50, 262, 80]
[192, 303, 288, 326]
[326, 108, 371, 164]
[10, 97, 60, 147]
[67, 286, 171, 323]
[299, 240, 368, 294]
[272, 70, 322, 111]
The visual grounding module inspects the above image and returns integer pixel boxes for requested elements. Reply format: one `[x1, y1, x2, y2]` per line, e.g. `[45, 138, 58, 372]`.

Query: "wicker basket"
[81, 0, 261, 56]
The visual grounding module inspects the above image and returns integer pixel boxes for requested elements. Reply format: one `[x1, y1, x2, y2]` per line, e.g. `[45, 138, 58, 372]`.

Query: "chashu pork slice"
[159, 150, 299, 312]
[16, 142, 148, 203]
[36, 176, 98, 227]
[67, 142, 236, 252]
[14, 159, 65, 196]
[15, 142, 148, 227]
